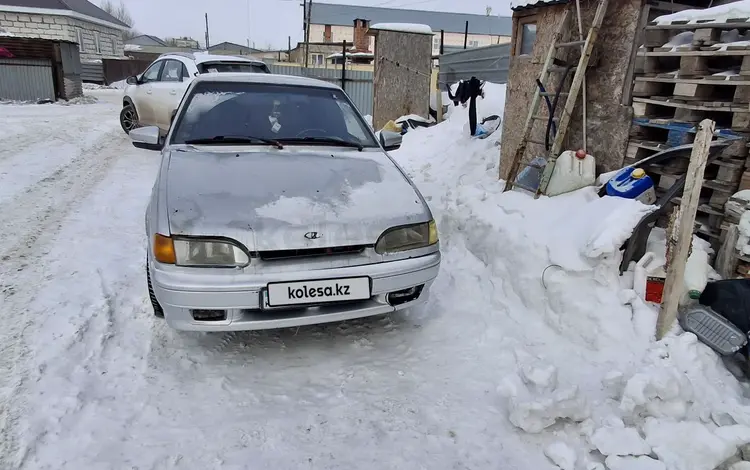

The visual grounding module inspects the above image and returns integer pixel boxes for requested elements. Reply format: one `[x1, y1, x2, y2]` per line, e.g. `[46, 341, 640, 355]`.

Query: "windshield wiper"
[185, 135, 283, 149]
[278, 136, 364, 151]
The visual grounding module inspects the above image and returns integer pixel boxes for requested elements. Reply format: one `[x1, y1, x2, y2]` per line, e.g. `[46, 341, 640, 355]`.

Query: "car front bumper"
[150, 252, 441, 331]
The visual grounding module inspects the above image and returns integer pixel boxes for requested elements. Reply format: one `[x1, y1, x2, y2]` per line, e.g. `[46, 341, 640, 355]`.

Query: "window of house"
[432, 37, 440, 51]
[310, 53, 324, 66]
[516, 18, 537, 56]
[468, 40, 479, 47]
[94, 32, 101, 54]
[77, 29, 84, 52]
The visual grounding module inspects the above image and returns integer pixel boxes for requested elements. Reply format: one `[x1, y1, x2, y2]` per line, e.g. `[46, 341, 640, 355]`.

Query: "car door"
[151, 59, 191, 131]
[131, 60, 164, 127]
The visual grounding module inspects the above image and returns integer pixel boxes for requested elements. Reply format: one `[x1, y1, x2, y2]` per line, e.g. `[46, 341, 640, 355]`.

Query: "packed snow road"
[3, 87, 750, 470]
[0, 91, 551, 470]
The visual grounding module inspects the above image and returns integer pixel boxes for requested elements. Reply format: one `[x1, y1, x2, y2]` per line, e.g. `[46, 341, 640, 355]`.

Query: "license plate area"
[265, 277, 371, 308]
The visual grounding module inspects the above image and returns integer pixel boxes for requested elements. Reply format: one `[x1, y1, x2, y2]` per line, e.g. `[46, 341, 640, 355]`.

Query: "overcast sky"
[118, 0, 515, 50]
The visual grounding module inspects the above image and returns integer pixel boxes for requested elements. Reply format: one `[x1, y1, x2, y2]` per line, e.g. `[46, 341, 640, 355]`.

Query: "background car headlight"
[375, 220, 438, 254]
[173, 238, 249, 267]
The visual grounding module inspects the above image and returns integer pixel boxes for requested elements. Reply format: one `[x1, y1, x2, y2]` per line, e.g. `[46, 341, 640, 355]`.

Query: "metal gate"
[0, 58, 55, 101]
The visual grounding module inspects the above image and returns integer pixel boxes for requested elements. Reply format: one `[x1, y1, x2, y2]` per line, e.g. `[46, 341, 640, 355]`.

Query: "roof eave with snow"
[0, 5, 130, 31]
[368, 23, 434, 35]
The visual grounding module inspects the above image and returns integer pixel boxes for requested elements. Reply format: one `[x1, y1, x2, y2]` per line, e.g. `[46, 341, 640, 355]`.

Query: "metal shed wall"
[0, 58, 55, 101]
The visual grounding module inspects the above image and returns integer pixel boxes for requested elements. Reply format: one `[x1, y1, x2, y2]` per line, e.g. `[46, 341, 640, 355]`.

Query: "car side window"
[162, 60, 184, 82]
[141, 61, 163, 83]
[181, 63, 190, 80]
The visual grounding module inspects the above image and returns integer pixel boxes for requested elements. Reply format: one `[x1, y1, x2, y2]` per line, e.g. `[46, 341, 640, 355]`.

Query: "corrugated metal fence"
[269, 64, 374, 116]
[438, 43, 510, 88]
[0, 58, 55, 102]
[81, 62, 104, 83]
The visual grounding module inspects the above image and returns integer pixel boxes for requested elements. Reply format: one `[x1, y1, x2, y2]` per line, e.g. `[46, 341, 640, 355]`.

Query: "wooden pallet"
[635, 50, 750, 79]
[633, 76, 750, 104]
[632, 97, 750, 131]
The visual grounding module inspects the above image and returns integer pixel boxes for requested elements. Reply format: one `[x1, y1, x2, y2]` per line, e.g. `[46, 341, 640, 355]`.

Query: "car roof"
[192, 72, 341, 90]
[159, 52, 265, 65]
[193, 53, 264, 65]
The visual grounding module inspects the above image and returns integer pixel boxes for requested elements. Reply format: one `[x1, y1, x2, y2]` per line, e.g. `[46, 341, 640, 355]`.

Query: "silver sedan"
[130, 73, 441, 331]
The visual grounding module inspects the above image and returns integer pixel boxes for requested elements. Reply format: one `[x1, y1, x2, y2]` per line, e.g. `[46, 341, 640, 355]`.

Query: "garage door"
[0, 58, 55, 102]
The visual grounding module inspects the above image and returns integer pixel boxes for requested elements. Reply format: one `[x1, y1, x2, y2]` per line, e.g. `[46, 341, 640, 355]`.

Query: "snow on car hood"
[166, 148, 430, 251]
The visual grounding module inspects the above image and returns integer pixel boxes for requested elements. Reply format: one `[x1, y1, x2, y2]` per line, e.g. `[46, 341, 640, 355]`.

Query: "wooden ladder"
[503, 0, 609, 197]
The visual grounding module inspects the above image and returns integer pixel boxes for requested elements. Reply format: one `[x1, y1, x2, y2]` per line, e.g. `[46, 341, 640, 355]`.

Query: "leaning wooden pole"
[656, 119, 715, 340]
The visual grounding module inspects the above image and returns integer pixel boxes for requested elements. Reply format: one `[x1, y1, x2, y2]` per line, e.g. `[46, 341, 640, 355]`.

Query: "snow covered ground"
[1, 87, 750, 470]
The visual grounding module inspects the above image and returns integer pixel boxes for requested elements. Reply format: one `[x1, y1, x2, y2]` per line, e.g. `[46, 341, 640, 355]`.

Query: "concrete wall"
[0, 11, 123, 61]
[499, 0, 644, 179]
[372, 30, 432, 129]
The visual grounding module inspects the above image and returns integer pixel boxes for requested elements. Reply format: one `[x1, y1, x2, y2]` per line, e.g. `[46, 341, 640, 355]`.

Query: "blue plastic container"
[605, 167, 655, 201]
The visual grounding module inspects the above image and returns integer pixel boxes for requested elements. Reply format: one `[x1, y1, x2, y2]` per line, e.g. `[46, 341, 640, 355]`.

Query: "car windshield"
[171, 81, 378, 148]
[197, 62, 269, 74]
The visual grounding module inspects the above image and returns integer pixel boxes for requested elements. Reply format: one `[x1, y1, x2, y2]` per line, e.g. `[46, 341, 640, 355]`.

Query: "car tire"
[120, 104, 139, 134]
[146, 258, 164, 318]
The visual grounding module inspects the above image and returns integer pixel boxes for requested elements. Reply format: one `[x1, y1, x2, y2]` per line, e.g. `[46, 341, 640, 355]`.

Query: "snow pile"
[58, 95, 98, 105]
[369, 23, 433, 34]
[663, 31, 694, 51]
[82, 79, 127, 90]
[123, 44, 141, 51]
[655, 1, 750, 25]
[391, 82, 750, 470]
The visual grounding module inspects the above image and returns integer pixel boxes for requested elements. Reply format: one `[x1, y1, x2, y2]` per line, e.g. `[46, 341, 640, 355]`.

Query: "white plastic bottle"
[545, 149, 597, 197]
[683, 246, 709, 303]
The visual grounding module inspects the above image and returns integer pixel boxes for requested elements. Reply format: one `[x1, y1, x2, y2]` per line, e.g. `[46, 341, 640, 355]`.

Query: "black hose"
[535, 80, 556, 152]
[546, 63, 575, 151]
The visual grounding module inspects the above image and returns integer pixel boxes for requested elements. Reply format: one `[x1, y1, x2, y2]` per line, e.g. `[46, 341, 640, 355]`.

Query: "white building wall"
[0, 11, 124, 61]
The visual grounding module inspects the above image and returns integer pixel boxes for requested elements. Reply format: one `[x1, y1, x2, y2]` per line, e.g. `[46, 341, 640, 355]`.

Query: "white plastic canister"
[545, 149, 596, 197]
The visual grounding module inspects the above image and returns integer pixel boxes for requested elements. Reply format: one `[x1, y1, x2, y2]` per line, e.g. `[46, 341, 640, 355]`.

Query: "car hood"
[166, 148, 430, 251]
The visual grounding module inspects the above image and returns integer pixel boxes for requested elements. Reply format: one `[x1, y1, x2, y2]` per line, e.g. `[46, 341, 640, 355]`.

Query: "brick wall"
[0, 11, 123, 60]
[353, 19, 370, 52]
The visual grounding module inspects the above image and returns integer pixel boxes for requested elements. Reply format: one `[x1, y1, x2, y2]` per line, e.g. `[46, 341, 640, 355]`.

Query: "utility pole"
[204, 13, 210, 49]
[304, 0, 312, 67]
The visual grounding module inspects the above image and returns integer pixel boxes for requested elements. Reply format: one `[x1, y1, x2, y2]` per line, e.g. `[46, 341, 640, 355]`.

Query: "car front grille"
[257, 245, 368, 261]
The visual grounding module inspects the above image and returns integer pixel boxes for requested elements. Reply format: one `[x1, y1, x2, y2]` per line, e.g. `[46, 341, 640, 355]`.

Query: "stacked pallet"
[626, 17, 750, 248]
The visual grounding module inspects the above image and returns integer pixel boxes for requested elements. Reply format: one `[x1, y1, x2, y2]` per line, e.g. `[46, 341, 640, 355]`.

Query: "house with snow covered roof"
[0, 0, 128, 61]
[305, 2, 513, 63]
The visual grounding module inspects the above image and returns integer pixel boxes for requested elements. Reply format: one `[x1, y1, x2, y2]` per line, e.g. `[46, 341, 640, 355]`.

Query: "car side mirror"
[379, 130, 402, 151]
[130, 126, 163, 151]
[126, 75, 138, 85]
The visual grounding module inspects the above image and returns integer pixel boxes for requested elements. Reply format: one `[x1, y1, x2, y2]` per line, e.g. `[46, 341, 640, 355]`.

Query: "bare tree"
[100, 0, 138, 39]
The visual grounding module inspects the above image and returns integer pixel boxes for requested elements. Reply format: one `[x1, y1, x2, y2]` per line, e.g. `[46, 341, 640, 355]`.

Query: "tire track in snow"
[7, 151, 159, 469]
[0, 126, 127, 468]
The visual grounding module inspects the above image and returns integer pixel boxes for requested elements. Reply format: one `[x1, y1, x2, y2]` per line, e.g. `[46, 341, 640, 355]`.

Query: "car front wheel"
[120, 104, 139, 134]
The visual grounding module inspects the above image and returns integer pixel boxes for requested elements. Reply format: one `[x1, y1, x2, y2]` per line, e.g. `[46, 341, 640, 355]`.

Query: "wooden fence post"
[656, 118, 715, 340]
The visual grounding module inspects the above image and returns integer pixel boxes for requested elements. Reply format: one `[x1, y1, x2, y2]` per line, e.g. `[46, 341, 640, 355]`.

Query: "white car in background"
[120, 52, 270, 134]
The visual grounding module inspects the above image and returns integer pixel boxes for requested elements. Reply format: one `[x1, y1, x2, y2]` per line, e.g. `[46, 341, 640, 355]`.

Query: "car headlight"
[375, 220, 438, 254]
[153, 234, 249, 267]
